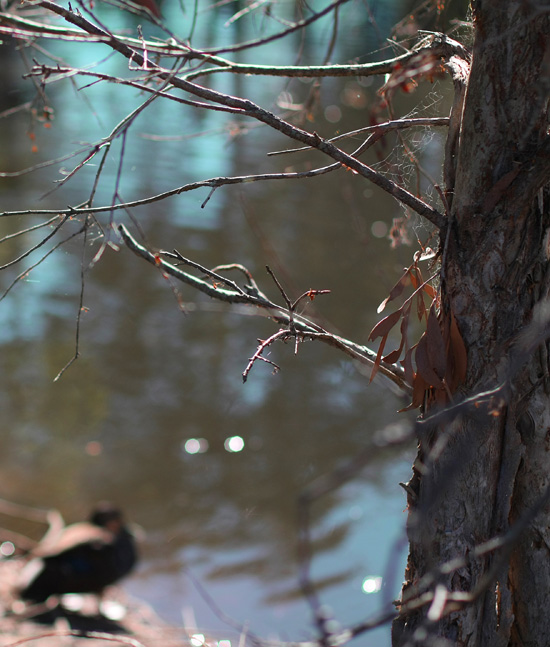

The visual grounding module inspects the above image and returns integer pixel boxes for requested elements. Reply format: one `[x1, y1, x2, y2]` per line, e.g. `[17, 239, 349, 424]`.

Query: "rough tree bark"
[394, 1, 550, 646]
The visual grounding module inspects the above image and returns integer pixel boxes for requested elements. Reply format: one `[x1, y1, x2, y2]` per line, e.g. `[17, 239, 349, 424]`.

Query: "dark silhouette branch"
[17, 1, 447, 228]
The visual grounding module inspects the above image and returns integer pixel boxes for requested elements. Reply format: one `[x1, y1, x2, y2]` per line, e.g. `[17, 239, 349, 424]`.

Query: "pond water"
[0, 2, 453, 645]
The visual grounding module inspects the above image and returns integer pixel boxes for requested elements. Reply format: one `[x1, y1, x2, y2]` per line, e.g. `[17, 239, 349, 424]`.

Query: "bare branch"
[118, 224, 412, 393]
[53, 219, 91, 382]
[242, 331, 286, 383]
[24, 2, 446, 228]
[181, 50, 416, 81]
[0, 215, 69, 271]
[162, 249, 249, 298]
[196, 0, 352, 56]
[0, 225, 86, 303]
[267, 117, 449, 157]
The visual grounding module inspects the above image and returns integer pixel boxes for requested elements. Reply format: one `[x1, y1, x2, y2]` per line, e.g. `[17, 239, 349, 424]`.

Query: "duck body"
[18, 505, 137, 603]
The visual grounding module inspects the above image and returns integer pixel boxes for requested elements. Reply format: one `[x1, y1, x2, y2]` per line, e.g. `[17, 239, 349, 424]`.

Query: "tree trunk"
[394, 1, 550, 645]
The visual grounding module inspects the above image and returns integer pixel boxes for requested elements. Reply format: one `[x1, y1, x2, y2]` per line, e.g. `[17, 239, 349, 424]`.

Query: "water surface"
[0, 2, 452, 644]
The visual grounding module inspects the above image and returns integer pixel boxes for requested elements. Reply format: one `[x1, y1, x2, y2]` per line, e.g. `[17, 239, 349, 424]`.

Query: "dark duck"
[17, 503, 137, 605]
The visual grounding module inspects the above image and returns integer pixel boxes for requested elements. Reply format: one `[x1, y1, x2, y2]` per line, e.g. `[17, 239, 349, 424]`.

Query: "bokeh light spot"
[85, 441, 102, 456]
[371, 221, 388, 238]
[183, 438, 209, 454]
[224, 436, 244, 452]
[324, 105, 342, 123]
[362, 576, 383, 594]
[0, 541, 15, 557]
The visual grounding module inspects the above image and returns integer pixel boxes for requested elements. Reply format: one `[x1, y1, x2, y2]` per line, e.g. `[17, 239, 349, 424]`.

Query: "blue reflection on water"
[0, 2, 417, 645]
[0, 249, 76, 342]
[127, 459, 409, 647]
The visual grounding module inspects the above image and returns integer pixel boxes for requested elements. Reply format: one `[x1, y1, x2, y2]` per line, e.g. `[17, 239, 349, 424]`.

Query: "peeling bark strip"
[394, 1, 550, 645]
[481, 165, 522, 214]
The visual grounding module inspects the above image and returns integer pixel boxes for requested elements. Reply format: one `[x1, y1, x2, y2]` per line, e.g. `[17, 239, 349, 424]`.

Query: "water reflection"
[0, 1, 449, 645]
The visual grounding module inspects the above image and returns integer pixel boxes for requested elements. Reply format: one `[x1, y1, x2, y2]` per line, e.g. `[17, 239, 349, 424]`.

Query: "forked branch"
[21, 0, 447, 228]
[118, 224, 412, 393]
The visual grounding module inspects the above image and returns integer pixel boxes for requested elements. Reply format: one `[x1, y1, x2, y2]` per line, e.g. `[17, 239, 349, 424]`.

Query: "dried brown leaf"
[383, 348, 402, 364]
[401, 344, 416, 387]
[368, 308, 402, 342]
[377, 271, 410, 314]
[416, 331, 444, 389]
[369, 332, 389, 383]
[384, 302, 412, 364]
[422, 282, 436, 299]
[416, 292, 427, 322]
[399, 371, 429, 411]
[410, 266, 423, 290]
[400, 301, 412, 335]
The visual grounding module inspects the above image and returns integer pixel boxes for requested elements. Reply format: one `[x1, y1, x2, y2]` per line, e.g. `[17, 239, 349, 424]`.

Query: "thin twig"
[242, 330, 288, 382]
[267, 117, 449, 157]
[53, 218, 91, 381]
[0, 226, 85, 303]
[163, 250, 248, 297]
[29, 3, 447, 228]
[119, 225, 412, 393]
